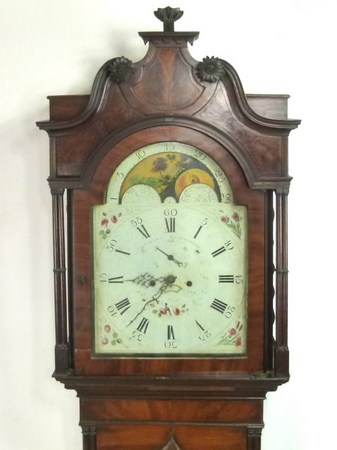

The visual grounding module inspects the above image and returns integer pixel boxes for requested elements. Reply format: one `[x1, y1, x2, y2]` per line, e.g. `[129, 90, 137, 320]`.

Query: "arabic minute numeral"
[223, 193, 231, 203]
[214, 169, 226, 185]
[107, 239, 117, 252]
[224, 306, 236, 319]
[164, 208, 178, 217]
[107, 239, 130, 255]
[136, 149, 146, 160]
[194, 149, 206, 161]
[107, 305, 117, 316]
[99, 273, 108, 282]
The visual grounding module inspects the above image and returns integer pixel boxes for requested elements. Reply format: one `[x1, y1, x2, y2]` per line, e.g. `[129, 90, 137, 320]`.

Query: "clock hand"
[127, 275, 177, 327]
[155, 246, 184, 267]
[126, 272, 164, 288]
[152, 275, 176, 300]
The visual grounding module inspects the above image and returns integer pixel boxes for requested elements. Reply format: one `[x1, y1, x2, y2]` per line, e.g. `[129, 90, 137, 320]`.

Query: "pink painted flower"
[232, 213, 240, 222]
[235, 337, 242, 346]
[102, 337, 109, 345]
[228, 328, 237, 336]
[101, 218, 109, 227]
[104, 324, 111, 332]
[160, 307, 168, 315]
[221, 216, 229, 223]
[173, 307, 181, 316]
[111, 215, 118, 223]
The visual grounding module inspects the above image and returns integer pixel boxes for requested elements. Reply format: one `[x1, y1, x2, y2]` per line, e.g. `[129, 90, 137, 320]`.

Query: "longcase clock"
[37, 7, 300, 450]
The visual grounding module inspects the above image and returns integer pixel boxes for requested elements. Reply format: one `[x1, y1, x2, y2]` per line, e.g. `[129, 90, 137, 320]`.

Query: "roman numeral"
[210, 298, 228, 314]
[136, 224, 150, 239]
[211, 241, 234, 257]
[195, 320, 206, 331]
[115, 249, 131, 255]
[136, 317, 149, 334]
[115, 298, 131, 315]
[167, 325, 175, 340]
[165, 217, 176, 233]
[195, 320, 212, 340]
[108, 276, 124, 283]
[193, 225, 203, 239]
[219, 275, 234, 283]
[211, 246, 226, 257]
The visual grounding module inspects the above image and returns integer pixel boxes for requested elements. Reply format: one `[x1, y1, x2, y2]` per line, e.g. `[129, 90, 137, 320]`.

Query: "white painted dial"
[93, 143, 247, 356]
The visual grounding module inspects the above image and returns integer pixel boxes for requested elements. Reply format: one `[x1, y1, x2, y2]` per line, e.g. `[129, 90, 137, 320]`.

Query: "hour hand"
[128, 272, 161, 288]
[155, 246, 184, 267]
[152, 274, 178, 300]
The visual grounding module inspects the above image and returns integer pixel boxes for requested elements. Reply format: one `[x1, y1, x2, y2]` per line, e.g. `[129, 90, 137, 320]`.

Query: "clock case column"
[37, 12, 300, 450]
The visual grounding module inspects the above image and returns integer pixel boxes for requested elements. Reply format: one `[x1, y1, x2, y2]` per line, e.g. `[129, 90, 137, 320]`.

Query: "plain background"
[1, 0, 336, 449]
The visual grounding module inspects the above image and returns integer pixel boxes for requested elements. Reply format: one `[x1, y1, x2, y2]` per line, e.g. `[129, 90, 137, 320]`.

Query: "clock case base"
[38, 19, 300, 450]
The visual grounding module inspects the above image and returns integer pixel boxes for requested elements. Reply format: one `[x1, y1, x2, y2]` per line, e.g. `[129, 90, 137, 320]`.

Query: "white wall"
[1, 1, 336, 449]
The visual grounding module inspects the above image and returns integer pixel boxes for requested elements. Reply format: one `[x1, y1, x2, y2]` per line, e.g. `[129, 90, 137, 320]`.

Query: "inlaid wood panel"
[97, 425, 247, 450]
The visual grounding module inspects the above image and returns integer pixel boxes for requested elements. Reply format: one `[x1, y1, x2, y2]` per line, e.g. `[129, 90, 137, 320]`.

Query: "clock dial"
[93, 142, 247, 356]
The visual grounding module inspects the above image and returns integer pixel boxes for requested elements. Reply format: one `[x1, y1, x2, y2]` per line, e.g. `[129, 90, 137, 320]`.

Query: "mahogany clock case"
[37, 7, 300, 450]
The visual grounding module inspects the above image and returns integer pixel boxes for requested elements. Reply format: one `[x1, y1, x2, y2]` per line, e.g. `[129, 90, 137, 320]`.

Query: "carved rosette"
[107, 57, 135, 83]
[196, 56, 227, 82]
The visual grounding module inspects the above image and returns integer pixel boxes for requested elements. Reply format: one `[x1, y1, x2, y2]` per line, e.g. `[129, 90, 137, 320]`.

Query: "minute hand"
[126, 276, 176, 328]
[155, 247, 184, 267]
